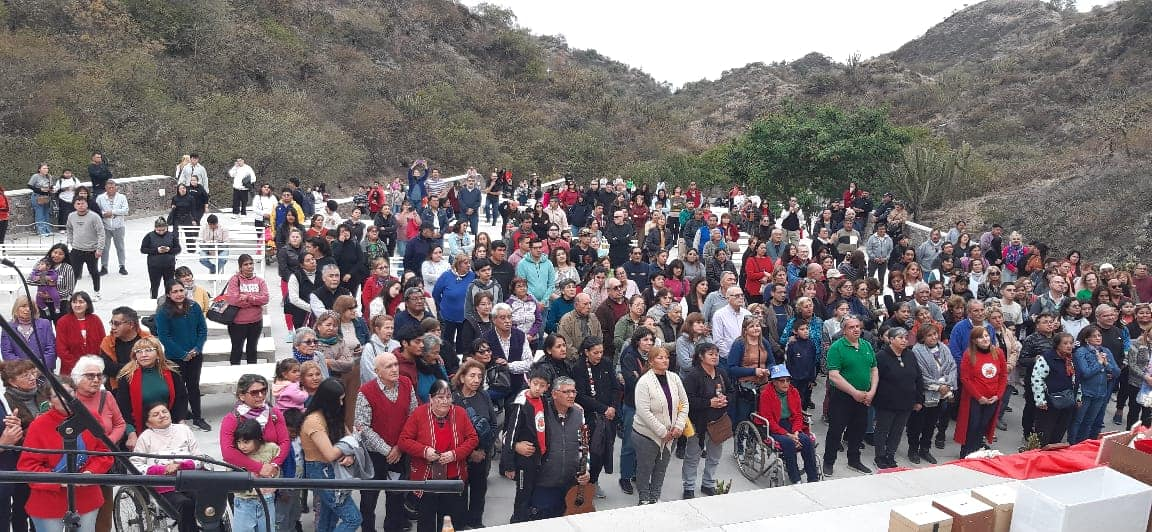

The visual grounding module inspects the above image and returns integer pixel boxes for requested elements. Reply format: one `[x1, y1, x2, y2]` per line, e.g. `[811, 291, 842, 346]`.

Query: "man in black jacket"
[604, 210, 634, 269]
[506, 372, 589, 522]
[87, 152, 113, 197]
[488, 241, 516, 297]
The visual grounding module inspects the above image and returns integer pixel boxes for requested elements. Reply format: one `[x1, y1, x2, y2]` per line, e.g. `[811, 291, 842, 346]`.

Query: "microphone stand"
[0, 259, 182, 530]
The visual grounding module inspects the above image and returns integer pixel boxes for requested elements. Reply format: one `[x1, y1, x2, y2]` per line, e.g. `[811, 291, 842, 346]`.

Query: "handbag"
[1047, 388, 1076, 410]
[682, 418, 695, 438]
[485, 364, 512, 391]
[35, 194, 50, 205]
[206, 296, 238, 325]
[706, 414, 733, 444]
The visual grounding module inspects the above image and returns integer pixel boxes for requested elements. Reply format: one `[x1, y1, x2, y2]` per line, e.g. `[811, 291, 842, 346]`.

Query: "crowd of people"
[0, 158, 1150, 532]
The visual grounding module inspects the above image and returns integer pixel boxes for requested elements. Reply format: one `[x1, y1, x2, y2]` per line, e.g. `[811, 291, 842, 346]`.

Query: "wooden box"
[890, 502, 954, 532]
[970, 485, 1017, 532]
[932, 494, 995, 532]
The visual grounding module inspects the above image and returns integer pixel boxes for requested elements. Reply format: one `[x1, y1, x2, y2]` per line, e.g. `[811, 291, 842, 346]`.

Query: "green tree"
[726, 103, 915, 201]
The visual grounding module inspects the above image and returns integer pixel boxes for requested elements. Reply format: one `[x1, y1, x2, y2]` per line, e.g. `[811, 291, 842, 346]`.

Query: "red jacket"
[398, 404, 478, 482]
[55, 313, 107, 376]
[755, 385, 809, 436]
[744, 256, 776, 298]
[685, 188, 702, 209]
[219, 407, 291, 472]
[558, 189, 580, 207]
[18, 408, 114, 518]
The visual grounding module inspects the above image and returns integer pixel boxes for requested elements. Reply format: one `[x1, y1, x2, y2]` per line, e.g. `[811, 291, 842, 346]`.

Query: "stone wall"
[5, 175, 174, 235]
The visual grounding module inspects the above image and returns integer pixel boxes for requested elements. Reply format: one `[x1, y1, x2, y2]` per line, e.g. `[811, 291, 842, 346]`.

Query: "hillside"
[674, 0, 1152, 261]
[0, 0, 692, 192]
[1, 0, 1149, 260]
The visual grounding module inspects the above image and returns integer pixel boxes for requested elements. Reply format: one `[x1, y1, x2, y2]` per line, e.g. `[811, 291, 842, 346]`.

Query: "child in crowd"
[29, 259, 60, 317]
[785, 320, 819, 411]
[275, 409, 305, 532]
[130, 403, 201, 532]
[232, 419, 280, 532]
[272, 358, 307, 413]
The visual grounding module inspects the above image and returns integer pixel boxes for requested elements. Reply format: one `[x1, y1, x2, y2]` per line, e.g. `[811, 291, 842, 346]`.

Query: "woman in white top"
[130, 402, 202, 532]
[421, 246, 450, 288]
[55, 170, 81, 230]
[251, 183, 277, 227]
[632, 347, 688, 505]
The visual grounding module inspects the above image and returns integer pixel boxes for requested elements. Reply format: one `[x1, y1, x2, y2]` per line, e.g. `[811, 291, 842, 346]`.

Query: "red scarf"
[129, 367, 177, 431]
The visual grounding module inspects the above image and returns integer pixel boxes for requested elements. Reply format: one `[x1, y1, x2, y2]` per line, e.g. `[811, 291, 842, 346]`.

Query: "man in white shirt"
[712, 286, 752, 359]
[228, 158, 255, 215]
[96, 180, 130, 276]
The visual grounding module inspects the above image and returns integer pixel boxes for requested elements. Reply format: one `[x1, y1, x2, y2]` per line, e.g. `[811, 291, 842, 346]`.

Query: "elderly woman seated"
[753, 365, 820, 485]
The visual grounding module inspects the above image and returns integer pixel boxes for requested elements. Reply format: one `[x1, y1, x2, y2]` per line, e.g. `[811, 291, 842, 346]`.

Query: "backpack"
[454, 392, 494, 449]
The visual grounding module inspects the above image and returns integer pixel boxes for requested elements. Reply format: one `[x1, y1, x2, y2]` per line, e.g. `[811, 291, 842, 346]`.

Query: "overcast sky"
[461, 0, 1107, 87]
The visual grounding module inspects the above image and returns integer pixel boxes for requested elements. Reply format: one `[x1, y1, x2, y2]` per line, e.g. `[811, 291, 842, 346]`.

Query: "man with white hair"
[712, 287, 752, 359]
[355, 351, 418, 532]
[486, 303, 532, 376]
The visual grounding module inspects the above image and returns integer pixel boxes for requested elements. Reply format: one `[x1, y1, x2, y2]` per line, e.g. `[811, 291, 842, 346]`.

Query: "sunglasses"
[300, 339, 319, 345]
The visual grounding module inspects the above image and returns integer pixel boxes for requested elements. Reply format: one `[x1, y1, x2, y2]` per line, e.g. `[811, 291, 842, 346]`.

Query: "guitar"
[564, 423, 596, 515]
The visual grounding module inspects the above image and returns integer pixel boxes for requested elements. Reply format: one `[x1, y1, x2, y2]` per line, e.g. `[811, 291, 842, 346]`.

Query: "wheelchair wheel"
[763, 451, 788, 488]
[113, 487, 153, 532]
[732, 420, 768, 482]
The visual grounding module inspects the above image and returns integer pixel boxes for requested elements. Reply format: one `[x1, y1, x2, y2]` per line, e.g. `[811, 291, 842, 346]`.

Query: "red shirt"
[960, 348, 1008, 400]
[55, 313, 107, 375]
[527, 395, 547, 456]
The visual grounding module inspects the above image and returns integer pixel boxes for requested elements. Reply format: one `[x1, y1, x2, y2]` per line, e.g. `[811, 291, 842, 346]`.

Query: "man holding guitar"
[507, 372, 591, 522]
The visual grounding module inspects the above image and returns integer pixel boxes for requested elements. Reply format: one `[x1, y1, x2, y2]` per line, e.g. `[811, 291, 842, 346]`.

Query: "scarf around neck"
[235, 402, 270, 429]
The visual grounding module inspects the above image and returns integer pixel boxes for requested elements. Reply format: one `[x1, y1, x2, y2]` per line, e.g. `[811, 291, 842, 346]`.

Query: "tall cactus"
[885, 142, 975, 221]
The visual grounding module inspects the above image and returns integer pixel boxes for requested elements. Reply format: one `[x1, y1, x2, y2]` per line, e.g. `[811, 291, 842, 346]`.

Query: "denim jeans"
[199, 251, 229, 274]
[304, 461, 362, 532]
[1069, 395, 1108, 444]
[485, 196, 499, 225]
[30, 510, 97, 532]
[619, 404, 637, 479]
[31, 195, 52, 236]
[770, 430, 820, 484]
[233, 494, 276, 532]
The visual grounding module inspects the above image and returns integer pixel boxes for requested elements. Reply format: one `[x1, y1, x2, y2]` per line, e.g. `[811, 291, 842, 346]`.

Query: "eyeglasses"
[477, 346, 491, 353]
[109, 320, 124, 327]
[1110, 284, 1122, 288]
[300, 339, 319, 345]
[245, 388, 268, 396]
[133, 347, 157, 354]
[80, 373, 104, 381]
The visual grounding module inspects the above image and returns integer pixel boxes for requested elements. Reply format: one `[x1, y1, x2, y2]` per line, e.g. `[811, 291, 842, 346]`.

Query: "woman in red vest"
[113, 337, 188, 447]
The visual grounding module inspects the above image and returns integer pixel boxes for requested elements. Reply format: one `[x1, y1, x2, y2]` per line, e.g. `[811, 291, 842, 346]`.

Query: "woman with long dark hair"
[301, 378, 361, 531]
[155, 281, 209, 431]
[54, 292, 104, 375]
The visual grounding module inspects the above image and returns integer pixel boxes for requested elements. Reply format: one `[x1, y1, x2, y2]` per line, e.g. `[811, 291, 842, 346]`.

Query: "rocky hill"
[674, 0, 1152, 261]
[0, 0, 1149, 260]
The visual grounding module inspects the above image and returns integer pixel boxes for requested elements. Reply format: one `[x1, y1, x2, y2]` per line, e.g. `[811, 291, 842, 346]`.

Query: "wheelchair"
[732, 412, 822, 486]
[113, 462, 233, 532]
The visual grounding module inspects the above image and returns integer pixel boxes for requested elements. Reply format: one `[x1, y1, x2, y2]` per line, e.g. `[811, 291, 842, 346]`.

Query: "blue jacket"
[155, 302, 208, 361]
[419, 207, 454, 231]
[727, 337, 777, 381]
[515, 254, 556, 304]
[407, 168, 428, 203]
[432, 269, 475, 323]
[1074, 345, 1121, 398]
[545, 296, 574, 334]
[458, 186, 482, 214]
[948, 318, 997, 366]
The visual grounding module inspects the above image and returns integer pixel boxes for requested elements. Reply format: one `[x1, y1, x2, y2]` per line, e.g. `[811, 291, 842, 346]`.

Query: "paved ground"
[8, 209, 1114, 530]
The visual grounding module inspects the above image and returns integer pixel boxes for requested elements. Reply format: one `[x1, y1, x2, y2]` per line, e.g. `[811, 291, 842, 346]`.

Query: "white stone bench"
[198, 362, 278, 395]
[202, 336, 276, 363]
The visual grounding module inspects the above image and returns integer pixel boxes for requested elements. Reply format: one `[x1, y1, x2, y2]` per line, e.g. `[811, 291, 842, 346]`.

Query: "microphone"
[0, 258, 15, 268]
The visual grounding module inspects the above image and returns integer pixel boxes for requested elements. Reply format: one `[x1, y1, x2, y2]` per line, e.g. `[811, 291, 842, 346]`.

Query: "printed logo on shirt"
[534, 410, 546, 433]
[981, 362, 998, 379]
[239, 283, 261, 293]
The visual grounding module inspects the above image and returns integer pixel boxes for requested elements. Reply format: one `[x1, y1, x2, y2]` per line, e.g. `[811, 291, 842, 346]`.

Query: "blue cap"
[769, 364, 791, 380]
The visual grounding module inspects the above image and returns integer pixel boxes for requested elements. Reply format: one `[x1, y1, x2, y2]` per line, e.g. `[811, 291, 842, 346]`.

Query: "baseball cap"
[770, 364, 792, 380]
[826, 268, 843, 279]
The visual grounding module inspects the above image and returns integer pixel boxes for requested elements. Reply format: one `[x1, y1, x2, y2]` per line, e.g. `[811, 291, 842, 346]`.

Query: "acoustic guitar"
[564, 424, 596, 515]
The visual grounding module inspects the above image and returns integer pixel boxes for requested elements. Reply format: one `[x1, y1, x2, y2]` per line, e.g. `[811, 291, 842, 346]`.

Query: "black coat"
[683, 365, 734, 432]
[140, 230, 181, 270]
[873, 346, 925, 411]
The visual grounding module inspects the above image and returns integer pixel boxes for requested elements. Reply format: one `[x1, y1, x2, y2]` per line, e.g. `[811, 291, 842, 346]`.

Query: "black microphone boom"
[0, 259, 184, 530]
